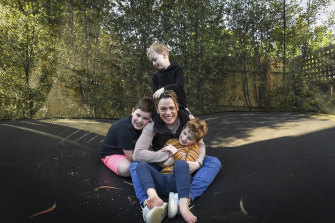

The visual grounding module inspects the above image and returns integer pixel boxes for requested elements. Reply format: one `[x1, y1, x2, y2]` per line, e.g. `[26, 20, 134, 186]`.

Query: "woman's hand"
[161, 144, 178, 155]
[187, 161, 201, 174]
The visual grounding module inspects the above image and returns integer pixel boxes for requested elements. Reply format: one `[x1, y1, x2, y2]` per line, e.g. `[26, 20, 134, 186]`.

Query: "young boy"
[99, 98, 154, 177]
[147, 41, 188, 111]
[136, 118, 208, 223]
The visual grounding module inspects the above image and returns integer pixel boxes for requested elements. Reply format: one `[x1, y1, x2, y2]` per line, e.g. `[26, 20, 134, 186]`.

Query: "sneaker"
[168, 192, 179, 218]
[142, 202, 167, 223]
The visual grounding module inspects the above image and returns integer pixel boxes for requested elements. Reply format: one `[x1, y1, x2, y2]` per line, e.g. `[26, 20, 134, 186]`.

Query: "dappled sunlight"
[203, 112, 335, 148]
[29, 113, 335, 148]
[39, 119, 113, 136]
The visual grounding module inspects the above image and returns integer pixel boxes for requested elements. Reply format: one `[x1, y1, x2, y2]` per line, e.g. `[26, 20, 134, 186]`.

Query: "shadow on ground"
[0, 114, 335, 223]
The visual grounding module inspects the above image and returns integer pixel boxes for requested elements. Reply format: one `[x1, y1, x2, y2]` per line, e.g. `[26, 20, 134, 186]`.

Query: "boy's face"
[179, 127, 196, 146]
[150, 52, 170, 70]
[131, 108, 151, 130]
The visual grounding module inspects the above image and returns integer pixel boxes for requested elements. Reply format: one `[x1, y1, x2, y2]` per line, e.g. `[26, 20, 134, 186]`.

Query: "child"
[147, 41, 188, 111]
[99, 98, 154, 177]
[136, 118, 208, 223]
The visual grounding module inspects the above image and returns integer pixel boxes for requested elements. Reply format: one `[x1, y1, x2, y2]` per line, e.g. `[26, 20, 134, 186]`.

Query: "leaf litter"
[29, 202, 56, 219]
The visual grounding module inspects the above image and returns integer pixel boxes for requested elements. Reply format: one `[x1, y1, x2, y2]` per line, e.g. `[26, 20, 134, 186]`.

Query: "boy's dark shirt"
[99, 116, 141, 158]
[152, 62, 187, 109]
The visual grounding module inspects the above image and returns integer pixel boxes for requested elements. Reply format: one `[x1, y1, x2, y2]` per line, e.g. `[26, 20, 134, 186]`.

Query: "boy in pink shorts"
[99, 98, 154, 177]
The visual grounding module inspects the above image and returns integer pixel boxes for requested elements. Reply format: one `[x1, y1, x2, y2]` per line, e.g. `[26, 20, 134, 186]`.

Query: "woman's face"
[157, 98, 178, 126]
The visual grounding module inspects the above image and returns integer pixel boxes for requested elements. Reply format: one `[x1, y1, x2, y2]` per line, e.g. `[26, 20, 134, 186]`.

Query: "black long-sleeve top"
[152, 62, 187, 109]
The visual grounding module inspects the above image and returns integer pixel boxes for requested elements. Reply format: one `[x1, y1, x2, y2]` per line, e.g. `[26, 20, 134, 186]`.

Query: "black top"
[152, 62, 187, 109]
[151, 109, 190, 151]
[99, 117, 141, 158]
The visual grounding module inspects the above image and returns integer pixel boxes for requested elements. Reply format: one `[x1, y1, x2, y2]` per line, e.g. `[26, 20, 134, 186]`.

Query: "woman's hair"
[134, 97, 155, 113]
[155, 90, 179, 111]
[147, 41, 169, 59]
[186, 118, 208, 141]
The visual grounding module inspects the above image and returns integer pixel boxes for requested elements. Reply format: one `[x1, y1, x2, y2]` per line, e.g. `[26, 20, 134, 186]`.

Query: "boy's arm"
[123, 150, 134, 162]
[113, 126, 136, 162]
[132, 122, 170, 163]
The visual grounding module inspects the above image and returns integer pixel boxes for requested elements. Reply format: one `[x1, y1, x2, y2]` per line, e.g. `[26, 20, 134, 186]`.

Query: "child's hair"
[185, 118, 208, 141]
[135, 97, 155, 113]
[147, 41, 169, 59]
[155, 90, 179, 111]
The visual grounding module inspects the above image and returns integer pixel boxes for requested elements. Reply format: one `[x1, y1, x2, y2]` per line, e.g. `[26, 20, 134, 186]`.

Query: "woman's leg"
[189, 155, 222, 202]
[173, 160, 197, 223]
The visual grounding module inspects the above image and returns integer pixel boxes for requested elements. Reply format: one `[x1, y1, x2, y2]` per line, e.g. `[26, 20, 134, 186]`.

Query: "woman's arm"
[195, 139, 206, 164]
[186, 140, 206, 174]
[132, 122, 170, 163]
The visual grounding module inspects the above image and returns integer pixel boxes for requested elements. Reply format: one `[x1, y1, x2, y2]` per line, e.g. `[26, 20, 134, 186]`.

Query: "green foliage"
[0, 0, 335, 119]
[272, 74, 319, 112]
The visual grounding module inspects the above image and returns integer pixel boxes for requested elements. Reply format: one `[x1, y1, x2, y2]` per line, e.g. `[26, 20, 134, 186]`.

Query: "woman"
[130, 90, 222, 223]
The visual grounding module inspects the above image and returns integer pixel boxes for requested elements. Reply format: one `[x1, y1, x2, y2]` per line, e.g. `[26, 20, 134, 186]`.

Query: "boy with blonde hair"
[147, 41, 188, 111]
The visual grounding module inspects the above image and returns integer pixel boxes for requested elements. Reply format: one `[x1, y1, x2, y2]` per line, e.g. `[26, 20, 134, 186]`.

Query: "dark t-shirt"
[99, 116, 141, 158]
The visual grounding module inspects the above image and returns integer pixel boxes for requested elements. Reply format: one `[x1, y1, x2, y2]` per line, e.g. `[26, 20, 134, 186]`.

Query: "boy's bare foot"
[179, 198, 197, 223]
[147, 194, 163, 210]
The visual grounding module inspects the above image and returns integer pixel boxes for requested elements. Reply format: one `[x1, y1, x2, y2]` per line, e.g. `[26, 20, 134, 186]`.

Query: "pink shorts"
[101, 154, 127, 175]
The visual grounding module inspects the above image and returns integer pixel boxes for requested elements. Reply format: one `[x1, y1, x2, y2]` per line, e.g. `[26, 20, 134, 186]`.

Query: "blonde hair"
[185, 118, 208, 141]
[147, 41, 169, 60]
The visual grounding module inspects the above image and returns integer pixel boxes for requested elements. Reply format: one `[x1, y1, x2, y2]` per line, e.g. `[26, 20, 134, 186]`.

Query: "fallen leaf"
[240, 197, 248, 215]
[29, 202, 56, 219]
[94, 186, 121, 191]
[124, 181, 133, 186]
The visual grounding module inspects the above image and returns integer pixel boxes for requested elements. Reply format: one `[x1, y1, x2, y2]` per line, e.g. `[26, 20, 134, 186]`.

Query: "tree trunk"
[84, 4, 89, 117]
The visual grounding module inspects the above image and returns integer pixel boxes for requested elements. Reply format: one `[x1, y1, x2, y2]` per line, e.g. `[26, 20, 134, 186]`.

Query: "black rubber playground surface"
[1, 112, 335, 223]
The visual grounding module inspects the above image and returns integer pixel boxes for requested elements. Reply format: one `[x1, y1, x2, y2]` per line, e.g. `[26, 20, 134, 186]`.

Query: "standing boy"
[99, 98, 154, 177]
[147, 41, 188, 111]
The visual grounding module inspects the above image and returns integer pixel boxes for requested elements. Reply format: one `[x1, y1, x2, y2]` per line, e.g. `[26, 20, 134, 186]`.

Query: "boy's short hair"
[135, 97, 155, 113]
[186, 118, 208, 141]
[147, 41, 169, 59]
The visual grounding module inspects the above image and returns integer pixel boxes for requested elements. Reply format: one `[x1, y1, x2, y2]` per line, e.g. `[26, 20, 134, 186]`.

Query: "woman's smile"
[158, 98, 178, 126]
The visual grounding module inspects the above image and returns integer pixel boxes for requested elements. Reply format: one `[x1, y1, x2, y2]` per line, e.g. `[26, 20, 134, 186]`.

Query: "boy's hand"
[153, 88, 165, 100]
[161, 144, 178, 155]
[162, 157, 175, 167]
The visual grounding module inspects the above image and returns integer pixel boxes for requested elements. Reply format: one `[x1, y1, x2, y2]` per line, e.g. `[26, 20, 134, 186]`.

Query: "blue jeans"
[136, 160, 190, 199]
[130, 155, 222, 204]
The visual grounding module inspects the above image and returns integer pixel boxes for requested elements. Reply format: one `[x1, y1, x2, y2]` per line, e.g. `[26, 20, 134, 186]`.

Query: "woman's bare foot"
[179, 198, 197, 223]
[146, 188, 163, 209]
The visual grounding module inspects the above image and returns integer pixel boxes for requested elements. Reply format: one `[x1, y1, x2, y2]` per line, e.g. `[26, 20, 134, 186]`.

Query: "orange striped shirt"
[160, 138, 199, 174]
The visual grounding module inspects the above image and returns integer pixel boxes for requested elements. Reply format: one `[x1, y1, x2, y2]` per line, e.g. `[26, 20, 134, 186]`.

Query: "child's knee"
[174, 160, 188, 168]
[117, 167, 130, 177]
